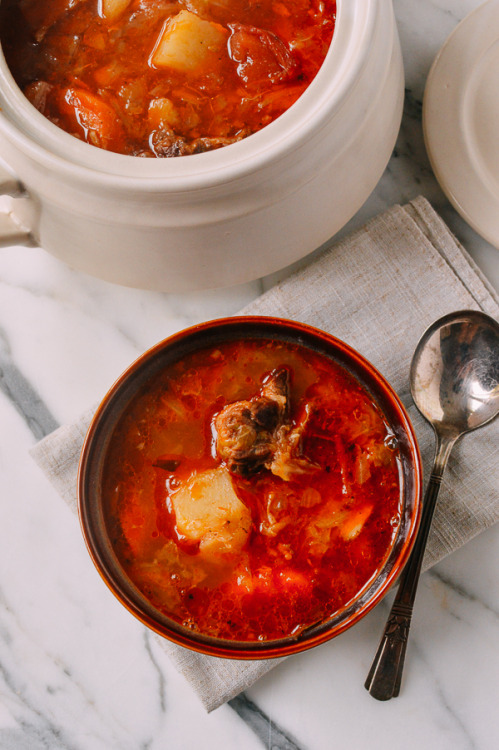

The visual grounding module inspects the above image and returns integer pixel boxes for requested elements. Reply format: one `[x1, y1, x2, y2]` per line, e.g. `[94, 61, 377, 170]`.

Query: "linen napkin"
[30, 196, 499, 712]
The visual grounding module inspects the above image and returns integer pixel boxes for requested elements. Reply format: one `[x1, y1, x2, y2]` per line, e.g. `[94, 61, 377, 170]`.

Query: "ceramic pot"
[0, 0, 404, 291]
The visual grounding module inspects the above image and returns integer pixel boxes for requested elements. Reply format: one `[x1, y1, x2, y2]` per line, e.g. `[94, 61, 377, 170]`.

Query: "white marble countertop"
[1, 1, 499, 748]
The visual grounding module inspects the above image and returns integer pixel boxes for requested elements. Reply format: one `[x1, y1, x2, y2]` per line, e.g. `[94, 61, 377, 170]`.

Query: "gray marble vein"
[414, 641, 477, 750]
[0, 329, 58, 439]
[228, 694, 304, 750]
[0, 333, 282, 747]
[429, 569, 499, 620]
[143, 632, 167, 713]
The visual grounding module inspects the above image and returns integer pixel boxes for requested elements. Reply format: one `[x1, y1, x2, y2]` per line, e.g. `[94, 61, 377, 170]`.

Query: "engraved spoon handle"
[364, 433, 457, 700]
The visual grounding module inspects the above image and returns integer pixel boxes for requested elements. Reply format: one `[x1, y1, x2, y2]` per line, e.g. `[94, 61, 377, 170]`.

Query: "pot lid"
[423, 0, 499, 249]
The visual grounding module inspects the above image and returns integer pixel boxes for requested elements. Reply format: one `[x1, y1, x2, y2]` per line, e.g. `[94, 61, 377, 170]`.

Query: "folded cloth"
[30, 196, 499, 712]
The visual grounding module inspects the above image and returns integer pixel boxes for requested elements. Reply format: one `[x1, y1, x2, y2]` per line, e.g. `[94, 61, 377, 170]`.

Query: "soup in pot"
[101, 337, 403, 642]
[0, 0, 336, 156]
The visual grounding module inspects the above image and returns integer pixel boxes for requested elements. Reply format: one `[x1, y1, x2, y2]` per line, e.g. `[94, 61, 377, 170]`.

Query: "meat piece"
[191, 133, 248, 153]
[270, 404, 319, 481]
[150, 131, 193, 157]
[214, 368, 289, 476]
[19, 0, 86, 42]
[24, 81, 53, 113]
[228, 23, 297, 87]
[149, 130, 247, 158]
[214, 368, 317, 479]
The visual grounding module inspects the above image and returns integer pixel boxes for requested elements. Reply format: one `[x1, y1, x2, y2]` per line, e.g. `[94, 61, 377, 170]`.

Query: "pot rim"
[78, 315, 422, 660]
[0, 0, 378, 193]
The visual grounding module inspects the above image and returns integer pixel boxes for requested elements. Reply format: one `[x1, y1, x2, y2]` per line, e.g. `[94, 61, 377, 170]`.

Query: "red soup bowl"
[78, 317, 422, 659]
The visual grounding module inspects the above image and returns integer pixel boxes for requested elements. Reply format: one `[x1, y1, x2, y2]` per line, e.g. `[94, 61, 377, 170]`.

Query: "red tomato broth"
[102, 338, 403, 642]
[0, 0, 336, 156]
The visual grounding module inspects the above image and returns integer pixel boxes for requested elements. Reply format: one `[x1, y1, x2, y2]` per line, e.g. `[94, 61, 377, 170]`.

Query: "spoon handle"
[364, 434, 456, 700]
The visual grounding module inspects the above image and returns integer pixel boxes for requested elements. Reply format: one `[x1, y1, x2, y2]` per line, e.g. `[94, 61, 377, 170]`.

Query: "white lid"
[423, 0, 499, 249]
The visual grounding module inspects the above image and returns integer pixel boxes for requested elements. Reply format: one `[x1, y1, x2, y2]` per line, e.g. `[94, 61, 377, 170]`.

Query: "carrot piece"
[60, 87, 125, 151]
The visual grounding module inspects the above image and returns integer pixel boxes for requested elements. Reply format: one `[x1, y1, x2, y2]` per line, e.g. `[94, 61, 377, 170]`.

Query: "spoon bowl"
[365, 309, 499, 700]
[410, 310, 499, 434]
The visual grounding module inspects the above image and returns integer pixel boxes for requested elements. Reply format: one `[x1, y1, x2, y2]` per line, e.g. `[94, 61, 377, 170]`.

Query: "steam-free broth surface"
[102, 339, 402, 642]
[1, 0, 336, 156]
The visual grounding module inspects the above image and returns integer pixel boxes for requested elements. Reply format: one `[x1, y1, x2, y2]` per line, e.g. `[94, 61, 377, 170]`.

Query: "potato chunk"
[171, 468, 251, 557]
[100, 0, 132, 21]
[148, 97, 180, 130]
[185, 0, 232, 20]
[150, 10, 228, 73]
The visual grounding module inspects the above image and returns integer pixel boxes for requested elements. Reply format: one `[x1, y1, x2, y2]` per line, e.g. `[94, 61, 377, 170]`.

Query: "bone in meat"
[214, 367, 317, 479]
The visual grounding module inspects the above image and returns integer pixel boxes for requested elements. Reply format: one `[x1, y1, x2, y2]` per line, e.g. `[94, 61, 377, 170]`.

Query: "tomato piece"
[60, 87, 125, 151]
[228, 23, 297, 87]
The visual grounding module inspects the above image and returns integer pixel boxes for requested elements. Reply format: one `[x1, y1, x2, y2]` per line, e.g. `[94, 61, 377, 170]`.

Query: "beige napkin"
[30, 196, 499, 712]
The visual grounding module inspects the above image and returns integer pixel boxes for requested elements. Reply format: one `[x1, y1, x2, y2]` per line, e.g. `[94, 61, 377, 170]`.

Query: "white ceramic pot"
[0, 0, 404, 292]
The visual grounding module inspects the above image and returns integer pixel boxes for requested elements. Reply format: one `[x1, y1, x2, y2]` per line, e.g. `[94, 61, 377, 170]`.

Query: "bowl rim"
[0, 0, 378, 191]
[78, 315, 422, 659]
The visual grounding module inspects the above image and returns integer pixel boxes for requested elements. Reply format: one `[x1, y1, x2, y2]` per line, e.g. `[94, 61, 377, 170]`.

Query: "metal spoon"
[365, 309, 499, 701]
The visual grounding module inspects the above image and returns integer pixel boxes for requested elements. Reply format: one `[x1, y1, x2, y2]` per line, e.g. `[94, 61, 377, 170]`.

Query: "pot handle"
[0, 162, 37, 247]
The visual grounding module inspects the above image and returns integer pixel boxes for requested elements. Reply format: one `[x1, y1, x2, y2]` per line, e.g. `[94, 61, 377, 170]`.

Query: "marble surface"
[1, 1, 498, 748]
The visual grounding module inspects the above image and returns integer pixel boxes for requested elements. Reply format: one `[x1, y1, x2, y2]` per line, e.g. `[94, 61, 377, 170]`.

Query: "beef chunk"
[150, 129, 247, 157]
[214, 368, 289, 476]
[214, 367, 317, 480]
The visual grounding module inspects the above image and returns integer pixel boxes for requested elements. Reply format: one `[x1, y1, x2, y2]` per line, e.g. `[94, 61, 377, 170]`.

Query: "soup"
[0, 0, 336, 156]
[102, 337, 402, 642]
